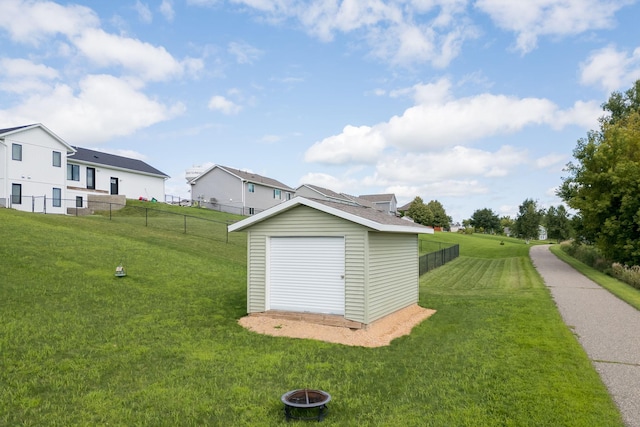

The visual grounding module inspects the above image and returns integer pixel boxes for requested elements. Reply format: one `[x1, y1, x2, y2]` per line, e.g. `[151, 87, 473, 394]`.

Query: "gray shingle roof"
[69, 146, 169, 178]
[311, 198, 426, 229]
[359, 193, 396, 203]
[228, 196, 434, 234]
[219, 165, 293, 190]
[297, 184, 353, 202]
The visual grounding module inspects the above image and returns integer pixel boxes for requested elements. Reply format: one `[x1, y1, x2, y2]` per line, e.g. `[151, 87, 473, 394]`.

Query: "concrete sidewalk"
[530, 245, 640, 427]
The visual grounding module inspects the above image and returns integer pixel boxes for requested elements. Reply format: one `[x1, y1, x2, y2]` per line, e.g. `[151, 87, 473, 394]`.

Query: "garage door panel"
[269, 237, 345, 315]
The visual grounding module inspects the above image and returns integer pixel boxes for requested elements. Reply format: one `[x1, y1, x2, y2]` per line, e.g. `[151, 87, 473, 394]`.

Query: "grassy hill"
[0, 208, 623, 426]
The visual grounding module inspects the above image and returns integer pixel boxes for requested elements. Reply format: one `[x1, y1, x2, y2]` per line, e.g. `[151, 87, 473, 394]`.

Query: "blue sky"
[1, 0, 639, 222]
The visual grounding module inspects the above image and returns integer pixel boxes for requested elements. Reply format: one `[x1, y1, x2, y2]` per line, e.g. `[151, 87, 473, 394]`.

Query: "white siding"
[1, 127, 69, 214]
[367, 232, 419, 323]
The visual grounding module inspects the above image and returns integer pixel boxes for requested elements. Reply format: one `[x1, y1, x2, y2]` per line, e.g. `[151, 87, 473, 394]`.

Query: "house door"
[110, 177, 119, 195]
[268, 236, 345, 315]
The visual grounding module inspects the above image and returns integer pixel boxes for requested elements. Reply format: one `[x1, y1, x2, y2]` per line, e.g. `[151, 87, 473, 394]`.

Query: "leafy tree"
[406, 197, 434, 226]
[545, 205, 572, 243]
[470, 208, 501, 233]
[559, 80, 640, 264]
[426, 200, 451, 229]
[513, 199, 544, 243]
[500, 216, 514, 235]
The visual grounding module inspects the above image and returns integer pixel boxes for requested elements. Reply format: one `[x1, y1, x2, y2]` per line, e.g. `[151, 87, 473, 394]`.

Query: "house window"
[248, 183, 255, 193]
[12, 144, 22, 161]
[249, 207, 255, 215]
[52, 151, 61, 167]
[52, 188, 61, 207]
[67, 164, 79, 181]
[11, 184, 21, 205]
[76, 196, 83, 207]
[286, 192, 292, 200]
[87, 167, 95, 189]
[274, 189, 281, 199]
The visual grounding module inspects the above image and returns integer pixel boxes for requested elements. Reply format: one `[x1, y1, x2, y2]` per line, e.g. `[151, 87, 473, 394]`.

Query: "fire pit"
[281, 389, 331, 422]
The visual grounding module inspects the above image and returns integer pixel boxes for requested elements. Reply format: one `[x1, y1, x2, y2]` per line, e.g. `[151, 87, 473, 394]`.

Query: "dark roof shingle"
[69, 146, 169, 177]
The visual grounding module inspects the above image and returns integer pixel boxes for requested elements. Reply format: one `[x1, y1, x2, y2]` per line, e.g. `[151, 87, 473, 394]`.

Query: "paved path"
[530, 245, 640, 427]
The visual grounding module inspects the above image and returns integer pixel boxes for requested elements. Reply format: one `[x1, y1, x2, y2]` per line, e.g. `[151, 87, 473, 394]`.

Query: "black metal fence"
[419, 244, 460, 275]
[13, 196, 240, 244]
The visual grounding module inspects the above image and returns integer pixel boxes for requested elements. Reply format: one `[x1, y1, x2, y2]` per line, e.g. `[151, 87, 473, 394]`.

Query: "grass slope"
[0, 211, 623, 426]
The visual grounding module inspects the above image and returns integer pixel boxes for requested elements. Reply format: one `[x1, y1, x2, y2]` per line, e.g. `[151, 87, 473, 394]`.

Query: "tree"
[426, 200, 451, 229]
[406, 197, 434, 226]
[513, 199, 544, 243]
[469, 208, 501, 233]
[558, 80, 640, 265]
[500, 216, 514, 235]
[545, 205, 572, 243]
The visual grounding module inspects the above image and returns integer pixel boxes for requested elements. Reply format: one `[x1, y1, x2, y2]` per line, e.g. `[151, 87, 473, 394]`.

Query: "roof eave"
[228, 197, 434, 234]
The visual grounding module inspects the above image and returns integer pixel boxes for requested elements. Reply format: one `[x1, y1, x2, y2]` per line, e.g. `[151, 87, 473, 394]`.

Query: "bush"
[611, 263, 640, 290]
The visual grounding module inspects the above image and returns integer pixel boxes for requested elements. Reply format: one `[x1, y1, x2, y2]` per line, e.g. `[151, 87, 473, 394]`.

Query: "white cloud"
[73, 28, 186, 82]
[476, 0, 633, 54]
[580, 44, 640, 92]
[0, 0, 99, 44]
[535, 153, 566, 169]
[304, 125, 386, 164]
[0, 74, 184, 144]
[0, 58, 59, 93]
[228, 41, 263, 64]
[304, 78, 600, 164]
[375, 145, 528, 184]
[160, 0, 175, 22]
[134, 1, 153, 24]
[208, 95, 242, 114]
[223, 0, 477, 67]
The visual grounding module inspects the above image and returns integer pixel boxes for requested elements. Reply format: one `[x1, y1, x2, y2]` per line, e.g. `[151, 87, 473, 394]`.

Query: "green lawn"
[0, 209, 623, 426]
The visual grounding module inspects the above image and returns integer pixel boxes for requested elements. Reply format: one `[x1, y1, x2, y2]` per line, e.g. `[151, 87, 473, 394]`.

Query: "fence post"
[184, 215, 187, 234]
[145, 208, 148, 226]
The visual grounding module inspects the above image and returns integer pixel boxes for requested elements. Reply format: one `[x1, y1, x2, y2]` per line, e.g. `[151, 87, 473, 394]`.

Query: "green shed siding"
[367, 232, 419, 323]
[245, 205, 368, 323]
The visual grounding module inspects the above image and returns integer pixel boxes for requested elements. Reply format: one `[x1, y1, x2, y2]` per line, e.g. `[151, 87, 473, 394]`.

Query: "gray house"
[358, 193, 397, 215]
[189, 165, 293, 215]
[228, 196, 434, 328]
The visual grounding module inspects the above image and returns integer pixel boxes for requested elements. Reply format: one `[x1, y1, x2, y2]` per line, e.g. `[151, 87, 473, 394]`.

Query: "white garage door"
[268, 236, 345, 315]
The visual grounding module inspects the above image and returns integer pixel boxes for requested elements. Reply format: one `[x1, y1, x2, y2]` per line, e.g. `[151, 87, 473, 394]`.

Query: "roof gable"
[296, 184, 353, 203]
[228, 197, 434, 234]
[0, 123, 75, 153]
[69, 146, 169, 177]
[359, 193, 397, 204]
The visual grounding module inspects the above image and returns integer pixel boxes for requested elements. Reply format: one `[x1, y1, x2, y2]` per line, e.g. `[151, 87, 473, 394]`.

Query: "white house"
[66, 146, 169, 208]
[1, 124, 169, 214]
[0, 124, 75, 214]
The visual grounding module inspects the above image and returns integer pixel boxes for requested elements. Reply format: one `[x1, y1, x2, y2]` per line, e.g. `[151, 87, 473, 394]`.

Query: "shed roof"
[228, 197, 434, 234]
[69, 146, 169, 178]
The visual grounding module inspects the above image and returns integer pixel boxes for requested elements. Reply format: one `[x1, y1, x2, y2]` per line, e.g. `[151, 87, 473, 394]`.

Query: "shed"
[228, 197, 434, 328]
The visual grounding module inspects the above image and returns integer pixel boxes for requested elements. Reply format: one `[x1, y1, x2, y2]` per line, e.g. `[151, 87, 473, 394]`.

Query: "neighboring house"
[228, 196, 434, 328]
[397, 201, 412, 215]
[67, 147, 169, 209]
[0, 124, 75, 214]
[294, 184, 353, 204]
[189, 165, 293, 215]
[358, 193, 397, 215]
[295, 184, 398, 215]
[0, 123, 169, 214]
[538, 225, 548, 241]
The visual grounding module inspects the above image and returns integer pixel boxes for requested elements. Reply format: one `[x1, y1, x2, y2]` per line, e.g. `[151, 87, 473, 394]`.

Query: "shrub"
[611, 263, 640, 290]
